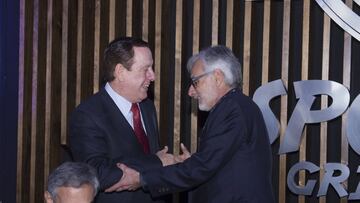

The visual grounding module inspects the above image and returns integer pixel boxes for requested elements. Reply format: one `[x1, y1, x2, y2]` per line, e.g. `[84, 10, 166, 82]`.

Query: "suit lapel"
[99, 89, 159, 153]
[99, 89, 145, 151]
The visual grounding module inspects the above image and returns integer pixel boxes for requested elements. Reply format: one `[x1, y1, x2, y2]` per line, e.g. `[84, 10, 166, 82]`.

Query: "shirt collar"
[209, 87, 239, 112]
[105, 83, 132, 116]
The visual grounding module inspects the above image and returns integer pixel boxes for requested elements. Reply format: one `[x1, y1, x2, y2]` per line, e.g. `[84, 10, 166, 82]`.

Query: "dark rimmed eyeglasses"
[190, 71, 214, 88]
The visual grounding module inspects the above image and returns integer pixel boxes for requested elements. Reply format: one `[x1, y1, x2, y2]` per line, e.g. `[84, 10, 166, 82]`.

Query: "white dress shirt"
[105, 83, 147, 133]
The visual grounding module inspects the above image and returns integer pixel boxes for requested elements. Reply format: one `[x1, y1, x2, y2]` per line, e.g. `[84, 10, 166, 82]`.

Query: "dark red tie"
[131, 103, 150, 154]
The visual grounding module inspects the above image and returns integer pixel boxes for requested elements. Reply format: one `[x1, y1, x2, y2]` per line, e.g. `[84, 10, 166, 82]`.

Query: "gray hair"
[187, 45, 242, 88]
[46, 162, 99, 200]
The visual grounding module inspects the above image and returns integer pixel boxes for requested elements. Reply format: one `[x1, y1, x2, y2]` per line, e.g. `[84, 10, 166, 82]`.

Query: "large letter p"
[279, 80, 349, 154]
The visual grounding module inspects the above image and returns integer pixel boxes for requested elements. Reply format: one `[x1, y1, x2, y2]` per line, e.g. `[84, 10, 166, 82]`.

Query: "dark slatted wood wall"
[17, 0, 360, 203]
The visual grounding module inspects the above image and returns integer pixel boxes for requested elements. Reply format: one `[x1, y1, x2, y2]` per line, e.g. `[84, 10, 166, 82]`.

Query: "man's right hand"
[156, 146, 176, 166]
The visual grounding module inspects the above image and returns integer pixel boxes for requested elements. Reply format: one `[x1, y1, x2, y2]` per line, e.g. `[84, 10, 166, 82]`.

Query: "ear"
[213, 69, 224, 86]
[114, 64, 126, 81]
[44, 191, 53, 203]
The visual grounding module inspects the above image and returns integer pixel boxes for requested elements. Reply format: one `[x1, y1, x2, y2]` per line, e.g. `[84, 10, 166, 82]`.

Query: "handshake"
[105, 143, 191, 193]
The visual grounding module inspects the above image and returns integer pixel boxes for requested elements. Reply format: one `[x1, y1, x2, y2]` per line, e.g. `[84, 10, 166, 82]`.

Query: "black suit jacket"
[142, 88, 275, 203]
[69, 88, 164, 203]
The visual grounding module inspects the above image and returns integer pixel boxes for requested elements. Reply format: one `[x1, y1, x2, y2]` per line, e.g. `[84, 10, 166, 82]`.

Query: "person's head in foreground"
[44, 162, 99, 203]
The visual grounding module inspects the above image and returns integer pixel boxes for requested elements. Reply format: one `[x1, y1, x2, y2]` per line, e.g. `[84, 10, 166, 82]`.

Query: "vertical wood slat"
[301, 0, 310, 81]
[261, 0, 270, 84]
[16, 0, 26, 201]
[80, 0, 95, 110]
[212, 0, 218, 45]
[44, 0, 53, 194]
[191, 0, 200, 153]
[109, 0, 115, 41]
[341, 1, 352, 202]
[226, 0, 233, 48]
[19, 0, 35, 201]
[29, 0, 39, 202]
[242, 1, 251, 95]
[279, 1, 291, 203]
[127, 0, 133, 36]
[61, 0, 69, 144]
[142, 0, 149, 41]
[299, 1, 310, 202]
[154, 0, 162, 125]
[319, 12, 331, 203]
[75, 0, 83, 106]
[93, 0, 101, 93]
[173, 0, 182, 155]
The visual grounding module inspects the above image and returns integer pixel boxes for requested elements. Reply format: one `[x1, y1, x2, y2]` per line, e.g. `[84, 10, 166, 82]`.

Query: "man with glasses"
[106, 45, 275, 203]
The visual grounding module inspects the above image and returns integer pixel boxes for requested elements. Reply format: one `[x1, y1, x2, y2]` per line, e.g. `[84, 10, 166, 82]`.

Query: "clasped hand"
[105, 143, 191, 192]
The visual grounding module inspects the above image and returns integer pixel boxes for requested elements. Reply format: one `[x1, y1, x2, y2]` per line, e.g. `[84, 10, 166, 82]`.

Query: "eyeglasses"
[190, 71, 213, 88]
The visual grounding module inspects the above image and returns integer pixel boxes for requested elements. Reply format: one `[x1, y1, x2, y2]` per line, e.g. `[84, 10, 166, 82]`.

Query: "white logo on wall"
[253, 80, 360, 199]
[315, 0, 360, 42]
[253, 1, 360, 198]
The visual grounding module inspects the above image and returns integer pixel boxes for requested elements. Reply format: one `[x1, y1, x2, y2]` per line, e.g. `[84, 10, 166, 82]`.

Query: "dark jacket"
[142, 88, 275, 203]
[70, 88, 165, 203]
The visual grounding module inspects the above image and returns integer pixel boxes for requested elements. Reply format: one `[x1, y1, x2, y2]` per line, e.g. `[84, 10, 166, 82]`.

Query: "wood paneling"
[17, 1, 360, 203]
[299, 1, 310, 202]
[279, 1, 290, 202]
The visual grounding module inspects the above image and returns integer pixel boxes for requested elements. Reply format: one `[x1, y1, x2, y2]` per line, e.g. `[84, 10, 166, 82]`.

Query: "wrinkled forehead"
[55, 185, 95, 203]
[190, 60, 205, 76]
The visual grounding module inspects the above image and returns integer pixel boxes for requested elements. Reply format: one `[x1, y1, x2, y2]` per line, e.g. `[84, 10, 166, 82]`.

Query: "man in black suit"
[69, 37, 173, 203]
[108, 45, 275, 203]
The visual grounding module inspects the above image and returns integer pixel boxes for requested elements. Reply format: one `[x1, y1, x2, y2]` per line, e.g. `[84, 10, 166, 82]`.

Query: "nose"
[188, 85, 197, 97]
[147, 67, 155, 81]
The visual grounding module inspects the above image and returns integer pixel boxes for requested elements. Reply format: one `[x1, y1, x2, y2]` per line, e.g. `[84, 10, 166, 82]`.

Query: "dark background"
[0, 0, 19, 202]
